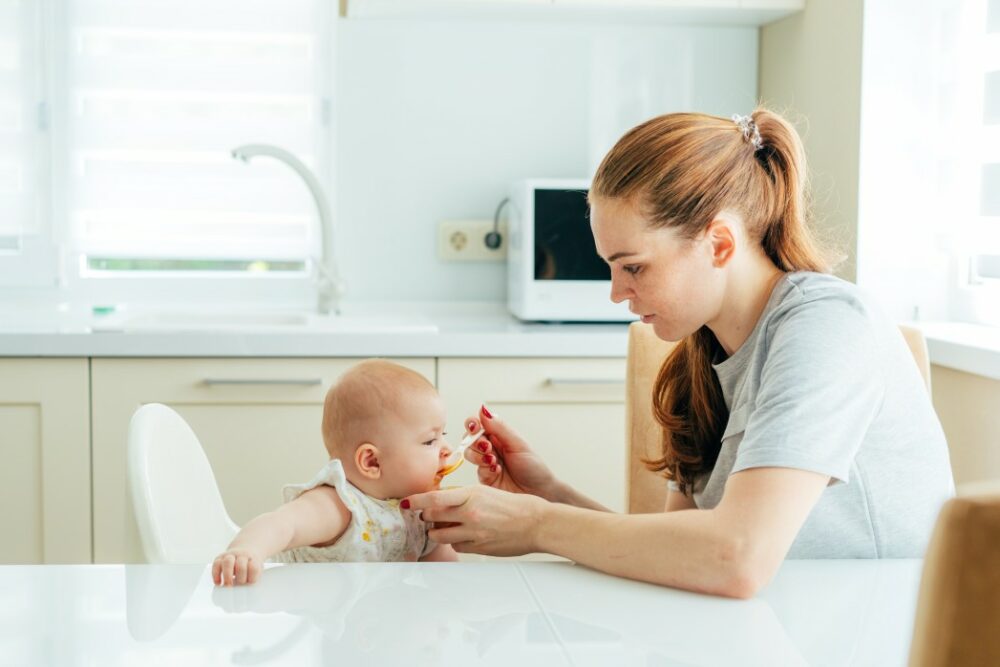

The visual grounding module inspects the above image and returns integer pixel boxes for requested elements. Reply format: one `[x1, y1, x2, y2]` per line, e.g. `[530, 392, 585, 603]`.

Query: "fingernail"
[484, 454, 495, 465]
[481, 404, 493, 420]
[477, 441, 488, 452]
[467, 420, 477, 431]
[400, 499, 411, 509]
[490, 464, 498, 473]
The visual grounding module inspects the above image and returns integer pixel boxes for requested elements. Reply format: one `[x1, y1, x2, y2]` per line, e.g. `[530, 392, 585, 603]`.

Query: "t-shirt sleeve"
[731, 295, 886, 485]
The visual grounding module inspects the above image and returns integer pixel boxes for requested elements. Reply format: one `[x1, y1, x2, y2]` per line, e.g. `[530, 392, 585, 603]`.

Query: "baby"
[213, 359, 459, 586]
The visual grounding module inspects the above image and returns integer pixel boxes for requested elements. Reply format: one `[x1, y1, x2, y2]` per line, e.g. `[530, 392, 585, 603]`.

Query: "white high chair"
[127, 403, 239, 563]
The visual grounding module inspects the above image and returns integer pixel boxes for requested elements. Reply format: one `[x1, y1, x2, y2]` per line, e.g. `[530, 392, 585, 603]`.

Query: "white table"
[0, 559, 923, 666]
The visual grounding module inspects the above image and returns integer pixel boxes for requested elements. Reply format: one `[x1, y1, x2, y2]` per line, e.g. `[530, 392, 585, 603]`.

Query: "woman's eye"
[623, 265, 641, 275]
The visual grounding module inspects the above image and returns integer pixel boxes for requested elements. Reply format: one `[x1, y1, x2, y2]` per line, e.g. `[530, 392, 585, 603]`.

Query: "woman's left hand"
[403, 486, 549, 557]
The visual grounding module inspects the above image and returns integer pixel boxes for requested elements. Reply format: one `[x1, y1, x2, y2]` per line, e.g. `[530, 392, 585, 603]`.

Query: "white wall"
[334, 18, 759, 302]
[759, 0, 863, 282]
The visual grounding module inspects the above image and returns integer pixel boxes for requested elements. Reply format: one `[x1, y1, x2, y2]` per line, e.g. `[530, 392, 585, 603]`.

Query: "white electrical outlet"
[437, 219, 507, 262]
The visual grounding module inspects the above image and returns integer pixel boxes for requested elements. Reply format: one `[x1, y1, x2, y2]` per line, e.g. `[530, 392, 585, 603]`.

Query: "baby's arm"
[212, 486, 351, 586]
[420, 543, 459, 562]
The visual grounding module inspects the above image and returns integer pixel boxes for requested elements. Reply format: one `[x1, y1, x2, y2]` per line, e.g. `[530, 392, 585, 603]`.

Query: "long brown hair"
[591, 109, 832, 496]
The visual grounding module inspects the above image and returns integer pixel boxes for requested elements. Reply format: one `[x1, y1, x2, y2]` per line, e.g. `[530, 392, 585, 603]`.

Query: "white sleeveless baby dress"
[269, 458, 436, 563]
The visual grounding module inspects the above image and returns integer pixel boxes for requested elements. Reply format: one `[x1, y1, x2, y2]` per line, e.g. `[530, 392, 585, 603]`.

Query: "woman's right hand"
[462, 405, 560, 502]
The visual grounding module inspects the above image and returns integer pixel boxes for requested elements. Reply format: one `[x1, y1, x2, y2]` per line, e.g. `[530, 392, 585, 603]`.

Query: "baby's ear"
[355, 443, 381, 479]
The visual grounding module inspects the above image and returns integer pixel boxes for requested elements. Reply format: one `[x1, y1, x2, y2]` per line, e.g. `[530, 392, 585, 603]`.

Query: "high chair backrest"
[128, 403, 239, 563]
[625, 322, 933, 514]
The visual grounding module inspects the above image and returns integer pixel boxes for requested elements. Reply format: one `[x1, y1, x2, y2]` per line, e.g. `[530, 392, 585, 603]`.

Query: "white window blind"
[65, 0, 331, 271]
[979, 0, 1000, 282]
[0, 0, 44, 251]
[968, 0, 1000, 284]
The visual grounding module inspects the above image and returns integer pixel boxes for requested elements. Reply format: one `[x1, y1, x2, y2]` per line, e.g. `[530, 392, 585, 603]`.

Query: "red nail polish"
[481, 404, 493, 419]
[477, 441, 488, 452]
[400, 499, 411, 510]
[490, 464, 498, 473]
[483, 454, 494, 465]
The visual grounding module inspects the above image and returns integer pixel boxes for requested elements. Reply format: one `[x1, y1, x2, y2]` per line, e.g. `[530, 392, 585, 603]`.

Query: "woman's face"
[590, 196, 726, 342]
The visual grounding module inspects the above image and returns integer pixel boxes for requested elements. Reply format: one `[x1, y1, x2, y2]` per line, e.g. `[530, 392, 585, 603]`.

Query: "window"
[935, 0, 1000, 325]
[977, 0, 1000, 287]
[64, 0, 332, 277]
[0, 0, 40, 248]
[1, 0, 333, 296]
[0, 0, 58, 286]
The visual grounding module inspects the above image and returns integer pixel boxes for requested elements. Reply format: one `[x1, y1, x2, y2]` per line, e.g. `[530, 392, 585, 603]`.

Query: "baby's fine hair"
[321, 359, 435, 457]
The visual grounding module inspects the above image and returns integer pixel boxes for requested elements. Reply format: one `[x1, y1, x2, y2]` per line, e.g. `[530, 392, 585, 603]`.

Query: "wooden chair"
[908, 488, 1000, 666]
[625, 322, 933, 514]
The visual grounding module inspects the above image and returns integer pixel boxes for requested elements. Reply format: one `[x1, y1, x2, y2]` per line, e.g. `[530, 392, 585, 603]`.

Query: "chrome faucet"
[231, 144, 344, 315]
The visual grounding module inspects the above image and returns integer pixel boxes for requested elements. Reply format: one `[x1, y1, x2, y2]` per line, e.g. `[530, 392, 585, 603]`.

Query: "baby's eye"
[422, 432, 446, 446]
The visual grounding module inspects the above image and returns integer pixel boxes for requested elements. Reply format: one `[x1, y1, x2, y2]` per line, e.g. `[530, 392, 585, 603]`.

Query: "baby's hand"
[212, 548, 263, 586]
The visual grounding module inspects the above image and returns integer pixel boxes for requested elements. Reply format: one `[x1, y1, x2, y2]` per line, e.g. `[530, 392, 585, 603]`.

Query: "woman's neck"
[709, 254, 786, 358]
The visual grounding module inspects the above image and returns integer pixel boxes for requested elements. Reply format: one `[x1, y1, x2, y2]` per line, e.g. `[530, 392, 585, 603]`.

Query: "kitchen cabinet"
[91, 358, 435, 563]
[343, 0, 804, 24]
[438, 357, 627, 511]
[0, 359, 91, 564]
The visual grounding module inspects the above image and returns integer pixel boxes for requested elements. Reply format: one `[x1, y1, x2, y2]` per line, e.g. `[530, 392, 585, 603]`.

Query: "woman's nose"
[609, 275, 630, 304]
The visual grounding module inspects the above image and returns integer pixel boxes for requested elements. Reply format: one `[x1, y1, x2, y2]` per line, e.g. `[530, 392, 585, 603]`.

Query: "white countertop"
[918, 320, 1000, 382]
[0, 560, 922, 666]
[3, 300, 997, 376]
[0, 302, 631, 358]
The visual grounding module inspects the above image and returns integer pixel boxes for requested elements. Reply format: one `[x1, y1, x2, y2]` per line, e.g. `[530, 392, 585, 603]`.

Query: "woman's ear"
[355, 443, 381, 480]
[706, 214, 737, 267]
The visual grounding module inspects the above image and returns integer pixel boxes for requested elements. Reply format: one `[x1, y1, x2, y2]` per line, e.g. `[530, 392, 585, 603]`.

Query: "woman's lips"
[640, 314, 655, 323]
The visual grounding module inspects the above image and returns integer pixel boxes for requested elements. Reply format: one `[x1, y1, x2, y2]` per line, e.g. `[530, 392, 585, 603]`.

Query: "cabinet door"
[0, 359, 91, 563]
[92, 358, 434, 563]
[438, 357, 626, 560]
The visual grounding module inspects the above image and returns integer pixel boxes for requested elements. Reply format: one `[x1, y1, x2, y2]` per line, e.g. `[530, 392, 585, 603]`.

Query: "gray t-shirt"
[680, 272, 954, 558]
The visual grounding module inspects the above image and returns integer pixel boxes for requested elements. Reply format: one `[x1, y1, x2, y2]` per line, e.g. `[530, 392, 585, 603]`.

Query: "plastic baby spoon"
[438, 428, 486, 477]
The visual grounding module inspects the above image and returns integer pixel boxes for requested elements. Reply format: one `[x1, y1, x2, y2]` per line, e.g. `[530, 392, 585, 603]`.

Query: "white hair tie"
[732, 114, 763, 151]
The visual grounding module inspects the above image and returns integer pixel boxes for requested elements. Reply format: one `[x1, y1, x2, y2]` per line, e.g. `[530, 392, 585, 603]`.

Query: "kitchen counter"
[0, 302, 631, 358]
[0, 559, 923, 666]
[3, 301, 996, 372]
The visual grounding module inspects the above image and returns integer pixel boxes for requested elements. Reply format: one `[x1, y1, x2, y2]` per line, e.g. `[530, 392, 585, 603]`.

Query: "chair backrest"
[128, 403, 238, 563]
[625, 322, 678, 514]
[908, 489, 1000, 667]
[625, 322, 933, 514]
[899, 324, 932, 394]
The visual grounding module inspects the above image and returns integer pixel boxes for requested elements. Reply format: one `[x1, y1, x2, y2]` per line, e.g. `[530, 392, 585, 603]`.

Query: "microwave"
[507, 179, 636, 322]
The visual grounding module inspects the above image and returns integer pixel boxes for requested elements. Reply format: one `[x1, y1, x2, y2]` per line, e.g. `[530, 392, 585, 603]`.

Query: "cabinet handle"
[544, 377, 624, 387]
[202, 378, 323, 387]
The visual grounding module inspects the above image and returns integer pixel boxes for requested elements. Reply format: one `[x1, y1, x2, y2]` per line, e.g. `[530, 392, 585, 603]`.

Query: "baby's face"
[375, 389, 453, 498]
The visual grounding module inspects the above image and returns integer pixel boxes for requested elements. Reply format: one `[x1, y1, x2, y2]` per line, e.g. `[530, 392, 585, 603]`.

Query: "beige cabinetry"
[437, 358, 627, 514]
[0, 359, 91, 564]
[91, 357, 434, 563]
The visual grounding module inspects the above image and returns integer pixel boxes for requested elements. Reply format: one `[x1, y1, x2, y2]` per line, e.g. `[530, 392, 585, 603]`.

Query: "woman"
[403, 110, 954, 598]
